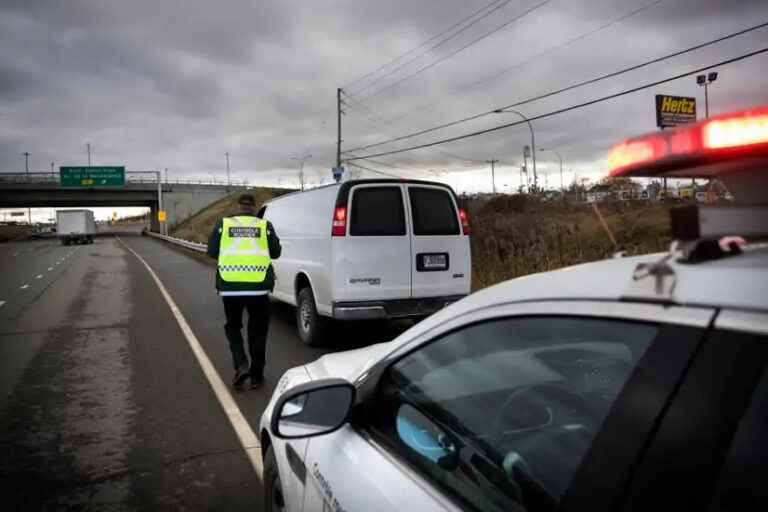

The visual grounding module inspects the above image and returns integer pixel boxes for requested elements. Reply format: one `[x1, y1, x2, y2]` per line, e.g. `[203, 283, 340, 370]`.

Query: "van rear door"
[333, 184, 411, 301]
[406, 185, 471, 298]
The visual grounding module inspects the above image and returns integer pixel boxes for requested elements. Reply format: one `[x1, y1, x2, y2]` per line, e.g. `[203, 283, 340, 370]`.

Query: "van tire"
[297, 287, 326, 346]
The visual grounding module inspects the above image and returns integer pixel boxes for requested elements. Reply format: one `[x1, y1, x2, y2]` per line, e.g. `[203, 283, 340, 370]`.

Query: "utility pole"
[165, 167, 168, 184]
[336, 88, 343, 168]
[51, 162, 54, 174]
[86, 142, 91, 166]
[485, 159, 499, 194]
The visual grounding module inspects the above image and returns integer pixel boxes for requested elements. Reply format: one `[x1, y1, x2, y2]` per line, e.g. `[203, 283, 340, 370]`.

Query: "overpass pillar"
[149, 203, 160, 232]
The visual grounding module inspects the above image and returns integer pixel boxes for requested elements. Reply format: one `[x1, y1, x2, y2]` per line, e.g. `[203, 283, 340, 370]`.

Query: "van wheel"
[297, 287, 326, 346]
[264, 445, 286, 512]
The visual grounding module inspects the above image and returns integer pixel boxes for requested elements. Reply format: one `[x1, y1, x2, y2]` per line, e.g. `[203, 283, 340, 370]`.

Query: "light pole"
[696, 71, 718, 119]
[22, 152, 31, 223]
[225, 152, 231, 187]
[291, 154, 312, 191]
[494, 109, 537, 190]
[86, 142, 91, 166]
[539, 148, 564, 194]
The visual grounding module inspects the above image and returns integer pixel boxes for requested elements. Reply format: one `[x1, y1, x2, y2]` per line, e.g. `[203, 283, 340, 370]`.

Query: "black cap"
[238, 194, 256, 206]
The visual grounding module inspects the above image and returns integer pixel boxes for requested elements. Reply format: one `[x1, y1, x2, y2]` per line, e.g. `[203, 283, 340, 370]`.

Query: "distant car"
[259, 106, 768, 511]
[259, 179, 472, 345]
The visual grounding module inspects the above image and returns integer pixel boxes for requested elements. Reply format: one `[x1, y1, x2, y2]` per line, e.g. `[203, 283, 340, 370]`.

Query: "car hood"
[304, 341, 395, 382]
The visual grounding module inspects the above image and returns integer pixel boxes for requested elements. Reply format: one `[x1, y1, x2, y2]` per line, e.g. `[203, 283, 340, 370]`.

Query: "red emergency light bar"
[607, 106, 768, 178]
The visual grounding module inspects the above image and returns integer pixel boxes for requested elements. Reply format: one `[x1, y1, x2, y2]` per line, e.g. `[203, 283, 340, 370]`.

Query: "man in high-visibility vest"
[207, 194, 281, 390]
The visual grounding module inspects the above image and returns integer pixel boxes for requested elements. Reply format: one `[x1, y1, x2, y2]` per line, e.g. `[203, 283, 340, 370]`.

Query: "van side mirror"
[271, 379, 355, 439]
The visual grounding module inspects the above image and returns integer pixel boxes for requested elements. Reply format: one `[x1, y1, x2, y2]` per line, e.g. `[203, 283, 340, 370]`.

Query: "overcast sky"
[2, 0, 767, 195]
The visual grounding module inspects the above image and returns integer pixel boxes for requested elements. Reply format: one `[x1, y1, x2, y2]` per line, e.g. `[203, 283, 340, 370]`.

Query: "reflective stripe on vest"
[218, 216, 271, 283]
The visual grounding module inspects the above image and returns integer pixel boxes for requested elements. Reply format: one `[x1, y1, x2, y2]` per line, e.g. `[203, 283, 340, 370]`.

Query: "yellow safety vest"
[218, 216, 271, 283]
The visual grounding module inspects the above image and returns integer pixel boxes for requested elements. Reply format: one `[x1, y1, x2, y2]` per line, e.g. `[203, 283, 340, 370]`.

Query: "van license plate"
[420, 253, 448, 270]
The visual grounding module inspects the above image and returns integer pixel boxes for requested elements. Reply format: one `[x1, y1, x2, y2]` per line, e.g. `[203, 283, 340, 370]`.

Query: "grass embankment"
[171, 188, 292, 243]
[171, 190, 671, 291]
[465, 196, 671, 290]
[0, 225, 37, 242]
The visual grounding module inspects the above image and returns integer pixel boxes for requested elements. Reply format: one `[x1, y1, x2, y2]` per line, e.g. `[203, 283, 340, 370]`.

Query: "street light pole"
[22, 152, 31, 223]
[539, 148, 564, 194]
[225, 152, 230, 187]
[494, 109, 537, 190]
[696, 71, 718, 119]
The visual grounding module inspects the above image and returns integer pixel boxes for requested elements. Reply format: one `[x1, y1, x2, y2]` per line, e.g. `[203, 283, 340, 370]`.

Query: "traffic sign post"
[332, 166, 344, 183]
[60, 166, 125, 187]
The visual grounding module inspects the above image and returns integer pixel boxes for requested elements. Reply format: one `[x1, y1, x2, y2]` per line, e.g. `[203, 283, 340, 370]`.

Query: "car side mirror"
[271, 378, 356, 439]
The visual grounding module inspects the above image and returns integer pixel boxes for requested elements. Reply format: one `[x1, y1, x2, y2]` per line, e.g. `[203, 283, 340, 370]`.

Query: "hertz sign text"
[655, 95, 697, 128]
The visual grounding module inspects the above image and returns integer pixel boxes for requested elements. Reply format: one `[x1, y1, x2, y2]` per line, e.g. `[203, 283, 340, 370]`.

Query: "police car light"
[607, 105, 768, 177]
[703, 114, 768, 149]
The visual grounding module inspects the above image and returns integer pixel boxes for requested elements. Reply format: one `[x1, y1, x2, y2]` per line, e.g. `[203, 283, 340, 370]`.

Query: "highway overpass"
[0, 172, 248, 231]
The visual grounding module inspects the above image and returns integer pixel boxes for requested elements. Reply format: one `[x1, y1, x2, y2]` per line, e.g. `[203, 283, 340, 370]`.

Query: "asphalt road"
[0, 230, 411, 510]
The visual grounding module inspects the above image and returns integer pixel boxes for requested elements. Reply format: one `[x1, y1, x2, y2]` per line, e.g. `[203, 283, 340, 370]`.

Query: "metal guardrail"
[146, 231, 208, 253]
[0, 172, 251, 187]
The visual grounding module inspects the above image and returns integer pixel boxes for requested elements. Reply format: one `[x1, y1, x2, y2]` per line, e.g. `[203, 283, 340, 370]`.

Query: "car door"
[406, 185, 470, 298]
[619, 309, 768, 511]
[301, 301, 713, 511]
[333, 184, 412, 302]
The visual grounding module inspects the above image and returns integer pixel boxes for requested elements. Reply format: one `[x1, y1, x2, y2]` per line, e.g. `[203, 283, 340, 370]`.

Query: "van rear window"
[409, 187, 460, 236]
[350, 187, 406, 236]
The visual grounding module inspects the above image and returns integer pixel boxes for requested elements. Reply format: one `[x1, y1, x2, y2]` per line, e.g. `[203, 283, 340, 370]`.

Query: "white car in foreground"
[259, 106, 768, 511]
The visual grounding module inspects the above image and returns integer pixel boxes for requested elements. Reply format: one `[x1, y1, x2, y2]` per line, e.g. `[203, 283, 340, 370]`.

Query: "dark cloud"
[1, 0, 767, 191]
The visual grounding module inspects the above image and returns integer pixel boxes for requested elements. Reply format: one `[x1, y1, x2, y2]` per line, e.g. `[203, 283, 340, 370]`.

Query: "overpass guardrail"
[145, 231, 208, 253]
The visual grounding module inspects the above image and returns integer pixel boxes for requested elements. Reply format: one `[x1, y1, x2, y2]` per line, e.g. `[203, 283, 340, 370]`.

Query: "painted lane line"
[48, 267, 54, 271]
[20, 284, 29, 290]
[116, 236, 263, 480]
[36, 274, 44, 279]
[0, 301, 6, 308]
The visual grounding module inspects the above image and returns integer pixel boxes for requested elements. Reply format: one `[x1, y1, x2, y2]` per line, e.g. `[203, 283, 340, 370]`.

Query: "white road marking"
[48, 267, 54, 271]
[36, 274, 44, 279]
[0, 301, 5, 308]
[20, 284, 29, 290]
[116, 236, 264, 481]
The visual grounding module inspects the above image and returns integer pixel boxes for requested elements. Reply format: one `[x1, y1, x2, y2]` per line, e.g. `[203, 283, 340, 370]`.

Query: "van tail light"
[459, 208, 470, 235]
[332, 206, 347, 236]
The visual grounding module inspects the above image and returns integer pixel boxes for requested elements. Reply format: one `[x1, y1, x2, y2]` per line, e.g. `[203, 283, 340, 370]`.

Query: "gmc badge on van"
[349, 277, 381, 286]
[229, 227, 261, 238]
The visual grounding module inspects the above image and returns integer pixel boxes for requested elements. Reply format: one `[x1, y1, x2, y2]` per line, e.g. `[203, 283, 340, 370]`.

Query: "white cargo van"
[56, 209, 96, 245]
[260, 179, 471, 345]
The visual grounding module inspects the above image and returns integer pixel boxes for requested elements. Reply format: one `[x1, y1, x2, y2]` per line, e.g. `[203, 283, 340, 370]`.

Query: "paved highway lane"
[1, 235, 262, 509]
[0, 233, 411, 509]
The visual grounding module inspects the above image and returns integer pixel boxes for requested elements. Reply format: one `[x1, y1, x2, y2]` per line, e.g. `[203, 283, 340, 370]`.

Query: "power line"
[346, 161, 404, 179]
[346, 47, 768, 161]
[346, 21, 768, 153]
[357, 0, 551, 102]
[343, 0, 506, 91]
[349, 0, 516, 97]
[385, 0, 666, 127]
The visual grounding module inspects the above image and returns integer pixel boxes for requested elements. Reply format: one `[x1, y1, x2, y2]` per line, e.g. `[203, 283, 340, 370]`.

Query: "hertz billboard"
[655, 95, 697, 128]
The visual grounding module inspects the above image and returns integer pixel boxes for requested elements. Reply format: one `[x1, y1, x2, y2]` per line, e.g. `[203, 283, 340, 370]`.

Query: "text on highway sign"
[60, 166, 125, 187]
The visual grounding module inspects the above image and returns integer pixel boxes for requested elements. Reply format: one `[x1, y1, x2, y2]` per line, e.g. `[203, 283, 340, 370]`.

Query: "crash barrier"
[145, 230, 208, 253]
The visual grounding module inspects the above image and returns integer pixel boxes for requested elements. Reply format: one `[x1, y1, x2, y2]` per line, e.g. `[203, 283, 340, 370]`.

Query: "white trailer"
[56, 210, 96, 245]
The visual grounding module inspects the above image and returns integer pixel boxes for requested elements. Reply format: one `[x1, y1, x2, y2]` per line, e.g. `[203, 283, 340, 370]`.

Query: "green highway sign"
[60, 166, 125, 187]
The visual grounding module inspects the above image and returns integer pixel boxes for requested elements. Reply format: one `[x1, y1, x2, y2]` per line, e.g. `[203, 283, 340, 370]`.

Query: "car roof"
[402, 244, 768, 344]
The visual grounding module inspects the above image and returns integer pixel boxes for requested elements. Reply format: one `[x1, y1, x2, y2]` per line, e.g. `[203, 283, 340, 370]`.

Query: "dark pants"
[223, 295, 271, 378]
